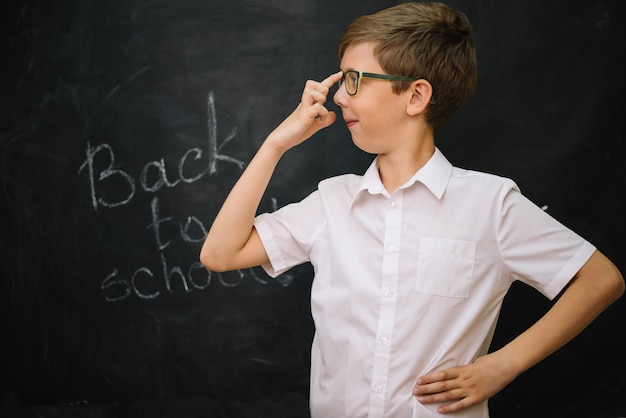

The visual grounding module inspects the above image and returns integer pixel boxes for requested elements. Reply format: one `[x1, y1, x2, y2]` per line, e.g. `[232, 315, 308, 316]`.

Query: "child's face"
[334, 42, 413, 155]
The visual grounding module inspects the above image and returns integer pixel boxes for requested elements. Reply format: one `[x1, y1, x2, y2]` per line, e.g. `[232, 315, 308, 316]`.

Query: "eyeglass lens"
[344, 71, 359, 95]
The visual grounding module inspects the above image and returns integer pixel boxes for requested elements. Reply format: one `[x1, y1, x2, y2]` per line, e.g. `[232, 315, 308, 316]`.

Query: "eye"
[347, 72, 359, 84]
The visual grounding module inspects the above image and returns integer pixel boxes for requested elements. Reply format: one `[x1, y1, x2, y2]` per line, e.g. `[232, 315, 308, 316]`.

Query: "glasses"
[339, 70, 436, 104]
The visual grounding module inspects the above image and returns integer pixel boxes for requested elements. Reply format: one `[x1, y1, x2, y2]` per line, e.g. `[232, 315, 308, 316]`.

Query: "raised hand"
[265, 71, 343, 153]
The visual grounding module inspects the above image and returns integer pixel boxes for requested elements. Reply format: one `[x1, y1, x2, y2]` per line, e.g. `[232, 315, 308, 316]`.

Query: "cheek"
[361, 105, 392, 133]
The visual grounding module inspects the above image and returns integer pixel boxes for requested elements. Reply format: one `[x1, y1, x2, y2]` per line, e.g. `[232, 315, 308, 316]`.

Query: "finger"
[310, 90, 328, 104]
[303, 85, 329, 107]
[416, 384, 464, 401]
[315, 102, 329, 117]
[305, 79, 326, 92]
[317, 110, 336, 127]
[417, 369, 456, 385]
[413, 370, 462, 397]
[304, 72, 342, 103]
[436, 397, 474, 415]
[320, 70, 343, 89]
[413, 378, 460, 396]
[312, 104, 336, 124]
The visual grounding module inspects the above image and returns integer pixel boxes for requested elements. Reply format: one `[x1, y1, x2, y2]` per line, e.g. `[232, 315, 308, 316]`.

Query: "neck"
[377, 130, 435, 194]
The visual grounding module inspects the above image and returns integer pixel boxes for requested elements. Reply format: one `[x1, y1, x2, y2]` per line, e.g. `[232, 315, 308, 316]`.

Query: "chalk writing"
[207, 91, 243, 175]
[78, 142, 136, 209]
[78, 91, 245, 211]
[80, 91, 293, 302]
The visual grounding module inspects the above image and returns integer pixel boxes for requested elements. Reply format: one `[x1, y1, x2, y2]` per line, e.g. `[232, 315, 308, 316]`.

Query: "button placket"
[367, 192, 404, 417]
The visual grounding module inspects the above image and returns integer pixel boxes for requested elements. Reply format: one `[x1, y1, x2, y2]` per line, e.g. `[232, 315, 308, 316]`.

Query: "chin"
[351, 137, 381, 155]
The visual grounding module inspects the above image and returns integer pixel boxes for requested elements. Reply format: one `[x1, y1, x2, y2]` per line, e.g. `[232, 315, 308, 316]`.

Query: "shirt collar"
[351, 147, 453, 207]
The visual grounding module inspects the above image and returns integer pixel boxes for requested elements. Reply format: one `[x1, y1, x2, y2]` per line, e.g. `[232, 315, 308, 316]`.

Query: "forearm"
[200, 140, 284, 271]
[499, 250, 624, 377]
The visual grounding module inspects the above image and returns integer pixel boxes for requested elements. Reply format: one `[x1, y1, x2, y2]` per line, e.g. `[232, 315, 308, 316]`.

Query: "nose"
[333, 82, 348, 108]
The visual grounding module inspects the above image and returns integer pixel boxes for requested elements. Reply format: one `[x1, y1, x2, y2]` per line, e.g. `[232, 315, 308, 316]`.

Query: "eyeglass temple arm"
[360, 72, 437, 104]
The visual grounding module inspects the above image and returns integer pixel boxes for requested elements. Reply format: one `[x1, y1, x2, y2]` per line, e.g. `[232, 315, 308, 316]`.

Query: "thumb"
[317, 111, 337, 129]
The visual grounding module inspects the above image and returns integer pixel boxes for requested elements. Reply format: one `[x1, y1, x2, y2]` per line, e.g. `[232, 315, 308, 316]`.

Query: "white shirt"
[254, 148, 595, 418]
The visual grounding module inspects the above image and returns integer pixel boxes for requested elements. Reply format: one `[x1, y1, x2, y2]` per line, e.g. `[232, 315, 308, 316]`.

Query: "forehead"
[340, 41, 383, 72]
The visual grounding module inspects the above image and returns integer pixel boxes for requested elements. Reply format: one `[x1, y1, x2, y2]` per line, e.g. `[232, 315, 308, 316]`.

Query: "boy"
[201, 2, 624, 417]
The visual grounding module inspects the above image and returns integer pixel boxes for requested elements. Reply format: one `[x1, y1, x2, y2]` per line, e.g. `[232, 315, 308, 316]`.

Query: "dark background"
[1, 0, 625, 417]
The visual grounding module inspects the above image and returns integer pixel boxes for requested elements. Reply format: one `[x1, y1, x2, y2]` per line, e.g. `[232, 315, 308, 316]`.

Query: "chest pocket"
[416, 238, 476, 298]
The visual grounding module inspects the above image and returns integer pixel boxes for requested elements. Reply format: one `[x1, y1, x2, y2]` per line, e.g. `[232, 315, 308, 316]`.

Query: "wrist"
[257, 137, 289, 161]
[262, 132, 294, 156]
[496, 342, 536, 379]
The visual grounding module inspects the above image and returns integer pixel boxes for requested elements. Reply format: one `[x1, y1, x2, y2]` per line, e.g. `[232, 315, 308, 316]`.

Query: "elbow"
[199, 228, 263, 273]
[611, 267, 625, 301]
[199, 244, 230, 273]
[573, 251, 625, 309]
[599, 258, 625, 304]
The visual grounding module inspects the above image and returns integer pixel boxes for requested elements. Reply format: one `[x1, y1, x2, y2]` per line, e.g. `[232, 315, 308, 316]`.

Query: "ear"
[406, 79, 434, 116]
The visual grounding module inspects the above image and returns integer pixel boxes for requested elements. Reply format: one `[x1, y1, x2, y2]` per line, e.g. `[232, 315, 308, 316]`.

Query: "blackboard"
[1, 1, 625, 417]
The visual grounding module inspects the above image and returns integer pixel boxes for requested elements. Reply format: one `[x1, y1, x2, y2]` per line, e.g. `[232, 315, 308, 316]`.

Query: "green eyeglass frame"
[340, 70, 436, 104]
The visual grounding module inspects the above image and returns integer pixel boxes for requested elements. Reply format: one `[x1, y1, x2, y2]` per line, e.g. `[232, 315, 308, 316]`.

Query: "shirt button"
[390, 200, 398, 209]
[387, 244, 397, 252]
[380, 336, 388, 345]
[374, 384, 383, 393]
[384, 288, 394, 297]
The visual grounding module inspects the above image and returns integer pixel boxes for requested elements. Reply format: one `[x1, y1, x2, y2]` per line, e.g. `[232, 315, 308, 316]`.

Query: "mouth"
[345, 119, 357, 128]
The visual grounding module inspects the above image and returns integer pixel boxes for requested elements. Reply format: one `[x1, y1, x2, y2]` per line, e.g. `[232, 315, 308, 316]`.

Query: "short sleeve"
[497, 186, 596, 299]
[253, 190, 326, 278]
